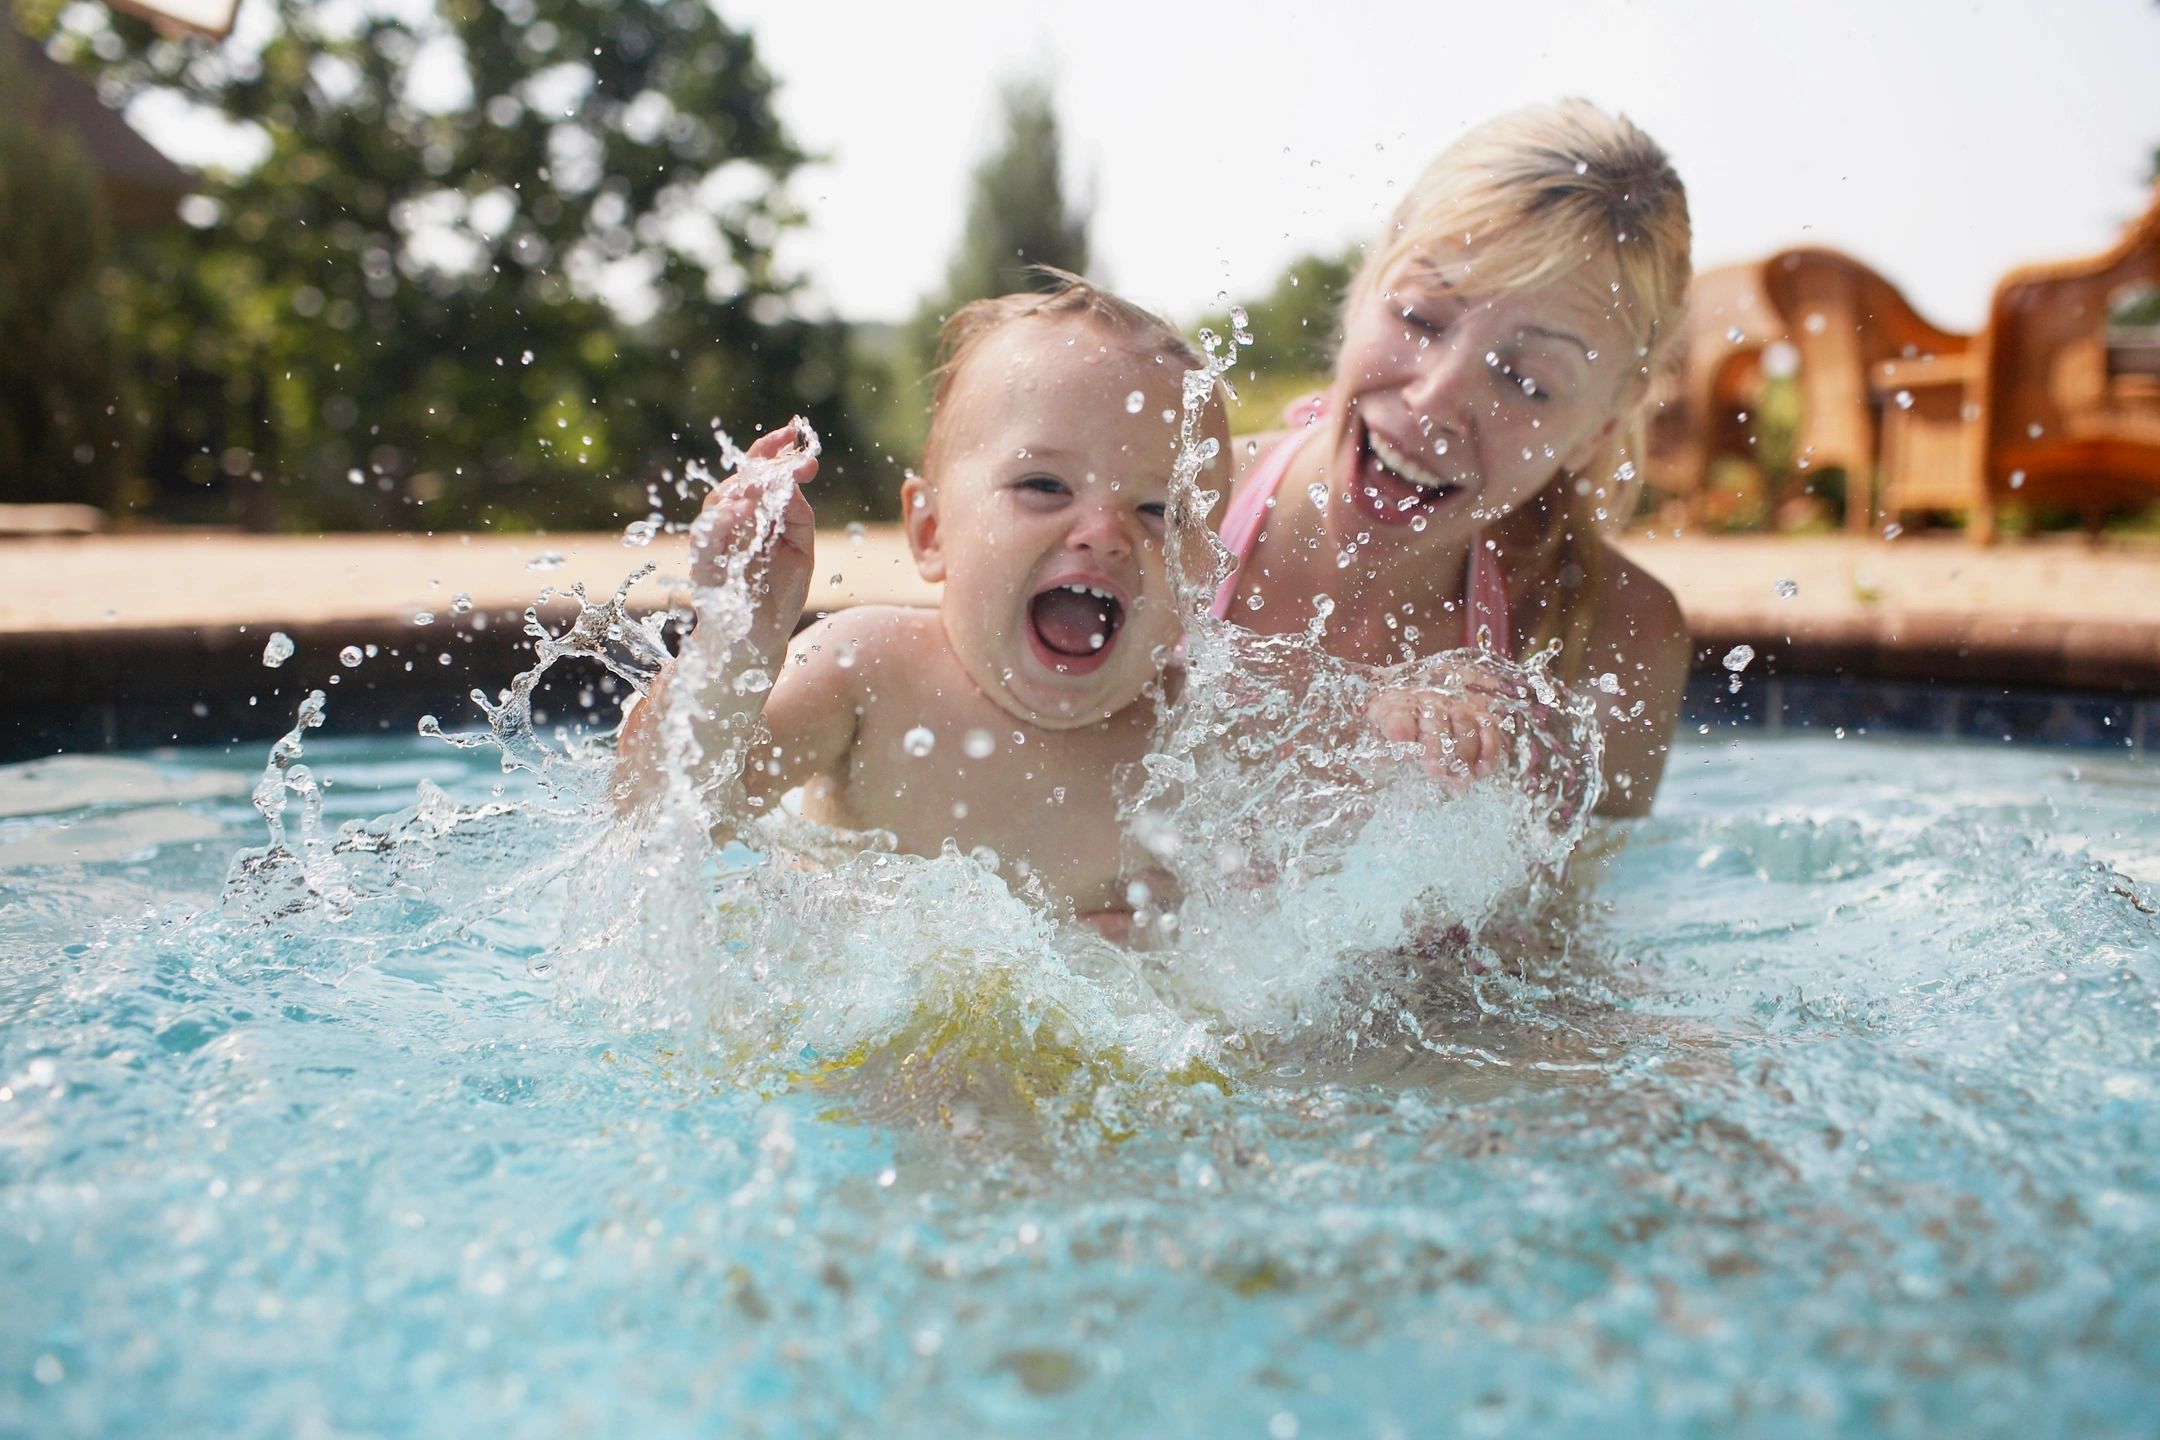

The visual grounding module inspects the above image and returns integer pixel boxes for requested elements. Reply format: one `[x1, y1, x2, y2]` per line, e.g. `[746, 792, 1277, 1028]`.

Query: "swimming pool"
[3, 727, 2156, 1437]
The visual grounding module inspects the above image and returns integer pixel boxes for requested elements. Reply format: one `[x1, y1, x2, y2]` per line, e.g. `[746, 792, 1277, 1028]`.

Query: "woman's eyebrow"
[1520, 325, 1593, 358]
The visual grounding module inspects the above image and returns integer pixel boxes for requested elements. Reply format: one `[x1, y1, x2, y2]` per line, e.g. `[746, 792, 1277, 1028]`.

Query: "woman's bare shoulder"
[1591, 545, 1687, 656]
[1230, 429, 1293, 480]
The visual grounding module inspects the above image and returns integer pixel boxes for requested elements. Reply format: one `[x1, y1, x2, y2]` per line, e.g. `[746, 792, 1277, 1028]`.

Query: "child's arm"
[613, 425, 818, 807]
[735, 607, 876, 814]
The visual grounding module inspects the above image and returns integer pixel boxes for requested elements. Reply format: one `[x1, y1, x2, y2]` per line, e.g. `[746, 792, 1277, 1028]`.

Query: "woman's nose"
[1397, 336, 1479, 438]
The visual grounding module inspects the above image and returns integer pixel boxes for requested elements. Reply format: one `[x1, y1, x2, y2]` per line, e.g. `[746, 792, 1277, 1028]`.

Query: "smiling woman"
[1213, 100, 1694, 816]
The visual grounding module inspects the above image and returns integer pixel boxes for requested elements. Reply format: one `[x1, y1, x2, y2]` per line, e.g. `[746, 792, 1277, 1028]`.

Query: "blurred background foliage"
[851, 78, 1094, 476]
[9, 0, 869, 529]
[1, 2, 1363, 531]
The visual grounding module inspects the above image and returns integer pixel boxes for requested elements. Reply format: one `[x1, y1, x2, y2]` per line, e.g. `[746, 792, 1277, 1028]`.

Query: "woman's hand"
[1367, 682, 1506, 790]
[687, 422, 818, 661]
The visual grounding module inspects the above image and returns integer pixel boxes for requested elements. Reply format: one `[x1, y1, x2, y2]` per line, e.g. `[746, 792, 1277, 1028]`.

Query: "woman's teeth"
[1368, 431, 1452, 493]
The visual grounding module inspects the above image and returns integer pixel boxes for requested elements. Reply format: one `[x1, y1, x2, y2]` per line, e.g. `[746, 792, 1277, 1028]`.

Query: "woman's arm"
[1581, 551, 1690, 818]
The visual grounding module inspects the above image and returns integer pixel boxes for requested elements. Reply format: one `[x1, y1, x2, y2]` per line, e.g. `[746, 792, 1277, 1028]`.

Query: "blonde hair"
[1350, 100, 1691, 676]
[923, 269, 1205, 477]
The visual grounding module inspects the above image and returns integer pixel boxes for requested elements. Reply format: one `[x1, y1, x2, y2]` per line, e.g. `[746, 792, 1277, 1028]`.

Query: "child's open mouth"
[1351, 416, 1466, 526]
[1026, 582, 1124, 675]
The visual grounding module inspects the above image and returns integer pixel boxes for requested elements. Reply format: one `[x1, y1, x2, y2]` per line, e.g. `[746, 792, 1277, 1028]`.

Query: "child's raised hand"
[687, 422, 818, 657]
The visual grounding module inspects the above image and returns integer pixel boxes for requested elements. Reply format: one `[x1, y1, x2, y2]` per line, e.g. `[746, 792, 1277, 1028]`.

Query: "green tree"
[862, 78, 1091, 470]
[933, 78, 1090, 307]
[1223, 245, 1360, 429]
[0, 38, 131, 509]
[35, 0, 867, 530]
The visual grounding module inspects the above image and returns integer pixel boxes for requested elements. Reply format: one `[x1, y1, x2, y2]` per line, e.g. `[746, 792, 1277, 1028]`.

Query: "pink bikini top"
[1208, 406, 1515, 657]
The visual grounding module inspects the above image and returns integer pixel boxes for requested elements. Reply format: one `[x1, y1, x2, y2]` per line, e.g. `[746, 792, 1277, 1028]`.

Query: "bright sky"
[735, 0, 2160, 331]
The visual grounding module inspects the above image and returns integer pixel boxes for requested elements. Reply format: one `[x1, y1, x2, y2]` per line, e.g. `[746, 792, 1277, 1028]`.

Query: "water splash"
[419, 564, 673, 789]
[1126, 304, 1608, 1054]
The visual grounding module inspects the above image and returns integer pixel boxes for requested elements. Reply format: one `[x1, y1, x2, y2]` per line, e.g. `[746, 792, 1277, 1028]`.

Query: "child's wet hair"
[922, 269, 1206, 476]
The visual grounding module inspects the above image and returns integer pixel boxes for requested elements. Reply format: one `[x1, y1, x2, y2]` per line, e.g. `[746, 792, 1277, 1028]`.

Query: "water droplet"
[1125, 390, 1146, 414]
[1160, 409, 1176, 424]
[902, 725, 936, 758]
[846, 521, 867, 544]
[1882, 522, 1904, 540]
[412, 611, 435, 626]
[1305, 481, 1328, 511]
[526, 552, 566, 572]
[1721, 644, 1755, 673]
[451, 592, 474, 614]
[520, 349, 534, 365]
[1726, 326, 1745, 344]
[346, 468, 365, 485]
[261, 632, 294, 668]
[2008, 470, 2025, 490]
[1775, 579, 1798, 599]
[339, 645, 364, 668]
[1893, 389, 1914, 410]
[1594, 672, 1621, 694]
[732, 668, 772, 695]
[962, 728, 996, 759]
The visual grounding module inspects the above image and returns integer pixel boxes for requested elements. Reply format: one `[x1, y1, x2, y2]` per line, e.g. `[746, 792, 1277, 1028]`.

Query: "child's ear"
[901, 472, 946, 583]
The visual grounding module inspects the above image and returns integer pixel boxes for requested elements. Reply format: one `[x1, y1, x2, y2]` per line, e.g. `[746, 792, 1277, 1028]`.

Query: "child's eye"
[1137, 500, 1168, 526]
[1014, 475, 1070, 499]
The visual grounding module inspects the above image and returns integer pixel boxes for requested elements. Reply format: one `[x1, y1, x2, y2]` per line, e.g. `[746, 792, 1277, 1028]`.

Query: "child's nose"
[1067, 505, 1132, 561]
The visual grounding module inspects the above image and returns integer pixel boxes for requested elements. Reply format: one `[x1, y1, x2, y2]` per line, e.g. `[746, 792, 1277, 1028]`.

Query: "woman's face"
[1324, 246, 1640, 541]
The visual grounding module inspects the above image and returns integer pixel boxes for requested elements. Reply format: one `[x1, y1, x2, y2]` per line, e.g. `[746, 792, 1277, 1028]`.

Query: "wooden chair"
[1958, 186, 2160, 541]
[1641, 261, 1777, 520]
[1756, 248, 1971, 533]
[1650, 249, 1968, 531]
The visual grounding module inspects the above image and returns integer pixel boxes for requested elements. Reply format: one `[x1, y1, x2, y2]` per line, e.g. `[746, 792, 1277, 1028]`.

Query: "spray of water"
[1123, 302, 1607, 1054]
[222, 316, 1612, 1122]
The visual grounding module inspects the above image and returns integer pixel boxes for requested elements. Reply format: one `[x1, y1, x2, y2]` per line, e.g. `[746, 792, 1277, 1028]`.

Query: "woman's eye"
[1497, 363, 1551, 403]
[1401, 308, 1447, 335]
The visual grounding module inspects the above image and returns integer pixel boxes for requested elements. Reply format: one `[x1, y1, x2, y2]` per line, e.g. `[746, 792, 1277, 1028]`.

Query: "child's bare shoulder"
[794, 603, 942, 658]
[787, 605, 949, 698]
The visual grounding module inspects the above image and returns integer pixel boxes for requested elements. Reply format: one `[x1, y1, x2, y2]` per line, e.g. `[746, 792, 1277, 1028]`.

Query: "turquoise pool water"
[2, 730, 2157, 1437]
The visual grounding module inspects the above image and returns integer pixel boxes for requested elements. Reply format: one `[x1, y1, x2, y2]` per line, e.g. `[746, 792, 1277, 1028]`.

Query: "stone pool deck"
[2, 528, 2156, 759]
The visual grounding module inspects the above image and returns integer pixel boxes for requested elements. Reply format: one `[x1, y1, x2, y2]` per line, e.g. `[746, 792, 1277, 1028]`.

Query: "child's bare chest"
[837, 697, 1146, 914]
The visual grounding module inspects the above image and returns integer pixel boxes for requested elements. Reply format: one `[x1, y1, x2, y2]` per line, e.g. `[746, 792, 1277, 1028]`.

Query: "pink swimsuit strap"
[1209, 410, 1514, 659]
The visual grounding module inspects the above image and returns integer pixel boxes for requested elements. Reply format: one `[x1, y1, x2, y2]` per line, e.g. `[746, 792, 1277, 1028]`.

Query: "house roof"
[12, 29, 193, 227]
